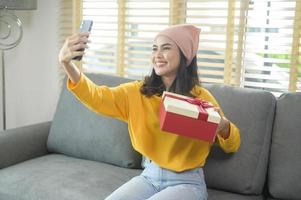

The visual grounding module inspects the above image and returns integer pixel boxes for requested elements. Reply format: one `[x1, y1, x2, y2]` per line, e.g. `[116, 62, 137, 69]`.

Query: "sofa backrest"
[268, 92, 301, 199]
[47, 73, 142, 168]
[203, 84, 276, 195]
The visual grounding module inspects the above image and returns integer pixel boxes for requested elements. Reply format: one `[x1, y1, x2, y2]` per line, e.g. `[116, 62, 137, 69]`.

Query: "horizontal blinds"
[242, 0, 297, 96]
[58, 0, 73, 47]
[299, 43, 301, 91]
[186, 0, 242, 85]
[82, 0, 118, 74]
[74, 0, 301, 95]
[299, 61, 301, 92]
[123, 0, 170, 79]
[58, 0, 78, 86]
[293, 0, 301, 92]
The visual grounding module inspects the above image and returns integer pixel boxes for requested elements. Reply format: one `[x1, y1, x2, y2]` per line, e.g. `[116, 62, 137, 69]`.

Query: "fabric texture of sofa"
[0, 73, 300, 200]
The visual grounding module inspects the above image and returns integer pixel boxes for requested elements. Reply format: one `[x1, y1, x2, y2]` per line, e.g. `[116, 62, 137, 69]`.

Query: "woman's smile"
[155, 60, 168, 67]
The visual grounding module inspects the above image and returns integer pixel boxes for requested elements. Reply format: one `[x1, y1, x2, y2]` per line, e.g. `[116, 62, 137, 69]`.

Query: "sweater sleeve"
[216, 122, 240, 153]
[67, 73, 134, 122]
[201, 88, 241, 153]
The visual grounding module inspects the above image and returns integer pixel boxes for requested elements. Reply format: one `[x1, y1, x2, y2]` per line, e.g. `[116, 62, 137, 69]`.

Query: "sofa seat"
[208, 188, 265, 200]
[0, 154, 141, 200]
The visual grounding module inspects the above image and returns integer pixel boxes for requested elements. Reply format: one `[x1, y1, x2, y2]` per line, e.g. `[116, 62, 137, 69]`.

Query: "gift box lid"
[205, 107, 221, 124]
[163, 96, 200, 119]
[162, 91, 221, 123]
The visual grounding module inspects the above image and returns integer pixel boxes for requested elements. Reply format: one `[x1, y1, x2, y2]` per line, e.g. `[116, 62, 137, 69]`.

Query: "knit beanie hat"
[155, 24, 201, 66]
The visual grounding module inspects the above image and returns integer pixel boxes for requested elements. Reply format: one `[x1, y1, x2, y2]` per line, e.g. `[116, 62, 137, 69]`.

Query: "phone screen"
[73, 20, 93, 61]
[80, 20, 93, 32]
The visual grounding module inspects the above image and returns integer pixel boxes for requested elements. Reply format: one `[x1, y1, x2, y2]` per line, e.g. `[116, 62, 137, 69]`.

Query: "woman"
[59, 24, 240, 200]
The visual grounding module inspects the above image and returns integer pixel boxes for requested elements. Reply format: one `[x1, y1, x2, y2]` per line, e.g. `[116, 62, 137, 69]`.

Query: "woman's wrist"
[61, 61, 81, 84]
[60, 60, 72, 69]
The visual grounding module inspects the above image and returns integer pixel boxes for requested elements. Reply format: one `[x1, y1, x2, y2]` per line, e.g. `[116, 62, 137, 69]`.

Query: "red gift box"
[159, 91, 221, 143]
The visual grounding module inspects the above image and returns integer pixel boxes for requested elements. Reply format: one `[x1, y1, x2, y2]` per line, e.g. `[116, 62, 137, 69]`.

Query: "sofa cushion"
[268, 92, 301, 199]
[0, 154, 141, 200]
[208, 189, 265, 200]
[47, 73, 141, 168]
[203, 84, 276, 195]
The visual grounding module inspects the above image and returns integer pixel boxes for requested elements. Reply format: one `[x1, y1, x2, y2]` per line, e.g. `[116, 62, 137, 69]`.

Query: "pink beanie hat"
[155, 24, 201, 66]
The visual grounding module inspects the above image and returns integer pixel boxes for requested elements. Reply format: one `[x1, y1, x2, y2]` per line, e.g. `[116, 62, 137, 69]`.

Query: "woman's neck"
[162, 75, 176, 91]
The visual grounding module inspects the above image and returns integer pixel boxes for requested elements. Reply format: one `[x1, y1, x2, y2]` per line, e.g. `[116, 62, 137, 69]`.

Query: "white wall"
[1, 0, 60, 130]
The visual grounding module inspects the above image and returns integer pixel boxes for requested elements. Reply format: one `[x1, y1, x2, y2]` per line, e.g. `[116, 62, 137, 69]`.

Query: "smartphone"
[73, 20, 93, 61]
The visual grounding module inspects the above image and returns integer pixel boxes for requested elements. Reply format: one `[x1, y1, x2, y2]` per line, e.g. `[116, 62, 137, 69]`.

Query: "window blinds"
[58, 0, 301, 95]
[243, 0, 300, 95]
[82, 0, 118, 74]
[58, 0, 73, 46]
[123, 0, 170, 79]
[186, 0, 244, 85]
[292, 0, 301, 92]
[58, 0, 80, 85]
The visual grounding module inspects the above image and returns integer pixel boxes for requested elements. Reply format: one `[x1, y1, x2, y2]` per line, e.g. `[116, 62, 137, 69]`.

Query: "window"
[123, 0, 170, 79]
[82, 0, 118, 74]
[186, 0, 242, 85]
[59, 0, 301, 95]
[243, 0, 301, 95]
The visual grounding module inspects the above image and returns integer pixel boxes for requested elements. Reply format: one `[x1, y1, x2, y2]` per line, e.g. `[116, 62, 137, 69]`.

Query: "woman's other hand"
[214, 107, 230, 139]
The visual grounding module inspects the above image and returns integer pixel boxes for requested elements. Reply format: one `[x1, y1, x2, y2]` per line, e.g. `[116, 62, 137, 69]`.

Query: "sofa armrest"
[0, 121, 51, 169]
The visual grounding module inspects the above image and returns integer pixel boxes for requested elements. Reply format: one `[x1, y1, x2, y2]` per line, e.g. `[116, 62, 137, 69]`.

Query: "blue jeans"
[105, 159, 208, 200]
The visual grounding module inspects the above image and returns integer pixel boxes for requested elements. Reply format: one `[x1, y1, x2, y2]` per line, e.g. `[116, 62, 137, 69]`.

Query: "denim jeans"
[105, 158, 208, 200]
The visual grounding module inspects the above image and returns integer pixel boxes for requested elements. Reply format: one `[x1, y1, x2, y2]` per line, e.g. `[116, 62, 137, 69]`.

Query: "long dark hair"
[140, 50, 200, 97]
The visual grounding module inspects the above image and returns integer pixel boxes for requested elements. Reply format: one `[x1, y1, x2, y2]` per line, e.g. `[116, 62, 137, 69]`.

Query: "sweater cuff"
[216, 122, 239, 152]
[67, 73, 85, 91]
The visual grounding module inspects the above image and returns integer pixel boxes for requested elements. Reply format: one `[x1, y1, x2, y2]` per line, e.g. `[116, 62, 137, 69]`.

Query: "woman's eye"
[163, 47, 170, 50]
[152, 48, 157, 51]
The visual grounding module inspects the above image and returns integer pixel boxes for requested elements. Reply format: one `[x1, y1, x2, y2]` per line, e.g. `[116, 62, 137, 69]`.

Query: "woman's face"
[152, 36, 180, 79]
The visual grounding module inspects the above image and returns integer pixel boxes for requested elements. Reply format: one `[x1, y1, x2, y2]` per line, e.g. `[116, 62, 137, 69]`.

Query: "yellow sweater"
[67, 74, 240, 172]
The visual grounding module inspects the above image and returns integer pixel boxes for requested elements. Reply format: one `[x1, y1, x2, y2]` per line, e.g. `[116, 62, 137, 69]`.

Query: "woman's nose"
[154, 49, 163, 58]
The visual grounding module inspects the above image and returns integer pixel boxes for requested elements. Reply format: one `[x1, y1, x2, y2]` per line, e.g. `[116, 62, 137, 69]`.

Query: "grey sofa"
[0, 73, 300, 200]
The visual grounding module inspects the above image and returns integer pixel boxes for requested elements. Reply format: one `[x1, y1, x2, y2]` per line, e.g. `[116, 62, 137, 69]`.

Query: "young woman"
[58, 24, 240, 200]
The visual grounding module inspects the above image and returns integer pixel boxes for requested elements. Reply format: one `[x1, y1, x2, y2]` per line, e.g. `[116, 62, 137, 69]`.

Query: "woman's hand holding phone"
[58, 20, 93, 84]
[73, 20, 93, 60]
[59, 32, 90, 65]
